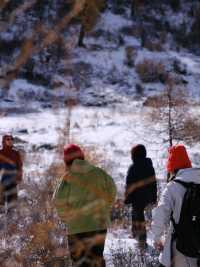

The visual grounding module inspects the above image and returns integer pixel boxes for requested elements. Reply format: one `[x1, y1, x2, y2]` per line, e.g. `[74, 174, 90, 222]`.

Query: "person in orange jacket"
[0, 134, 23, 212]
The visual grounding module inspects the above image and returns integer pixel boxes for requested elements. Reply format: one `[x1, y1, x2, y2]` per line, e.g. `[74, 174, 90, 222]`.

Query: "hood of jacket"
[70, 159, 95, 174]
[175, 168, 200, 184]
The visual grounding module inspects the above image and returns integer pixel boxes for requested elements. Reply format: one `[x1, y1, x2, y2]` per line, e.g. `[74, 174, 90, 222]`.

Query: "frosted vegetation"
[0, 0, 200, 266]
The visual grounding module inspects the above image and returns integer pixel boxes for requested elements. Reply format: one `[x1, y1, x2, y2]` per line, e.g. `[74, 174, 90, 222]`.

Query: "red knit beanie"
[167, 144, 192, 173]
[63, 144, 84, 164]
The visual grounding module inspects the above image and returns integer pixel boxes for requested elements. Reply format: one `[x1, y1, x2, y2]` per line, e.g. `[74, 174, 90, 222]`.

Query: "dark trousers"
[1, 178, 17, 211]
[68, 230, 107, 267]
[132, 205, 146, 242]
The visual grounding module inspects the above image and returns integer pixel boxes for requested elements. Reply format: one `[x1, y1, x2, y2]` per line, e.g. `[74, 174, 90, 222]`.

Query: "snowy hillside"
[1, 0, 200, 266]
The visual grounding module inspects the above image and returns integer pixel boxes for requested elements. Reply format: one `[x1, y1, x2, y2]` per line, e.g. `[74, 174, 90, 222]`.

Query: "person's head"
[167, 144, 192, 176]
[2, 134, 14, 149]
[131, 144, 146, 162]
[63, 144, 84, 167]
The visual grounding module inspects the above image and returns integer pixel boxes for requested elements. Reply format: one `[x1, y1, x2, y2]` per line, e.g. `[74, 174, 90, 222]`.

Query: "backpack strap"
[173, 179, 193, 188]
[170, 179, 192, 232]
[168, 175, 176, 182]
[197, 257, 200, 267]
[170, 179, 190, 263]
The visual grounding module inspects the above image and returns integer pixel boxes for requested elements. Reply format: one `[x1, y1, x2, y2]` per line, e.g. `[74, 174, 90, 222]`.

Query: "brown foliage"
[176, 117, 200, 145]
[79, 0, 105, 32]
[2, 0, 86, 88]
[124, 46, 137, 67]
[135, 59, 167, 83]
[145, 80, 190, 145]
[0, 187, 69, 266]
[144, 39, 164, 52]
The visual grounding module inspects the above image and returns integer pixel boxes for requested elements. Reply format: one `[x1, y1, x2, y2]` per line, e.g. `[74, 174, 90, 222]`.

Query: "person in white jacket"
[151, 144, 199, 267]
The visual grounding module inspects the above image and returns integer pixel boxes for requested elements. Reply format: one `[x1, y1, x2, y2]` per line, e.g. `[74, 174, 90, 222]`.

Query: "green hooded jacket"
[53, 159, 116, 235]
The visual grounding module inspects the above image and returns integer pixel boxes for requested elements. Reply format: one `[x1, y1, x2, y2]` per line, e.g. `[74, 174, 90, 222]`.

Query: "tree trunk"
[131, 0, 135, 17]
[78, 24, 85, 47]
[167, 85, 173, 147]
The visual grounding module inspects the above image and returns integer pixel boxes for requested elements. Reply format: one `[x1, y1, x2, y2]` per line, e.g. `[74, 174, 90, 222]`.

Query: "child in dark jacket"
[125, 144, 157, 249]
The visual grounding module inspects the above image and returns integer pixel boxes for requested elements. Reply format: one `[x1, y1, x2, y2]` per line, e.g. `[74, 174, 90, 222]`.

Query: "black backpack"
[171, 180, 200, 258]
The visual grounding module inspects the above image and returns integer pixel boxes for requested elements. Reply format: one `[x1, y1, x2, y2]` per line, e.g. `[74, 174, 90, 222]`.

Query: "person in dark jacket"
[125, 144, 157, 249]
[0, 134, 23, 212]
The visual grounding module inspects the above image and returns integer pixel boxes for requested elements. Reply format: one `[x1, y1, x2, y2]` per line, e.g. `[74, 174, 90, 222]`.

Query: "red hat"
[167, 144, 192, 173]
[63, 144, 84, 164]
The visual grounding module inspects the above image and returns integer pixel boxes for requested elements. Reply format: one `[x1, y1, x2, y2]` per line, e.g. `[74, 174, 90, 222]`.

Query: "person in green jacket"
[54, 144, 116, 267]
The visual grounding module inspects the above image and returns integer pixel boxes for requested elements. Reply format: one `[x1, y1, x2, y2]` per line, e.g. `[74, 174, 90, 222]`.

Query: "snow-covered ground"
[1, 101, 200, 264]
[1, 6, 200, 266]
[0, 104, 168, 186]
[0, 103, 164, 265]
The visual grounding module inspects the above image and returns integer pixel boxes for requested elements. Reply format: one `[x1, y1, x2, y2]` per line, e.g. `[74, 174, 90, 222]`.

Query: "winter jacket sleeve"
[124, 165, 134, 204]
[105, 172, 117, 207]
[151, 183, 175, 242]
[53, 173, 71, 224]
[142, 158, 157, 204]
[15, 151, 23, 183]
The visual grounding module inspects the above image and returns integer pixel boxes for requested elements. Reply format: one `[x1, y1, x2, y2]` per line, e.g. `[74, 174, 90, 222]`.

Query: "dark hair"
[131, 144, 146, 161]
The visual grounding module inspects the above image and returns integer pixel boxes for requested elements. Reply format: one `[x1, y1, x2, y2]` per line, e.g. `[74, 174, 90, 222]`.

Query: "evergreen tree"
[77, 0, 106, 47]
[147, 78, 188, 146]
[0, 0, 84, 87]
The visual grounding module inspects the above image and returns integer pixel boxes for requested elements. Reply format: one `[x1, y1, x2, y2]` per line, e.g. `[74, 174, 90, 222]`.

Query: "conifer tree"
[77, 0, 106, 47]
[147, 78, 188, 147]
[0, 0, 86, 87]
[131, 0, 145, 18]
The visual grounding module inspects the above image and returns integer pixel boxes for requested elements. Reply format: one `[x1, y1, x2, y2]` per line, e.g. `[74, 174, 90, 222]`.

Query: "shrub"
[124, 46, 138, 67]
[189, 8, 200, 45]
[111, 200, 132, 230]
[135, 83, 144, 95]
[135, 59, 167, 83]
[109, 240, 160, 267]
[175, 116, 200, 145]
[169, 0, 181, 12]
[144, 39, 164, 52]
[0, 177, 70, 266]
[120, 26, 140, 38]
[173, 59, 187, 75]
